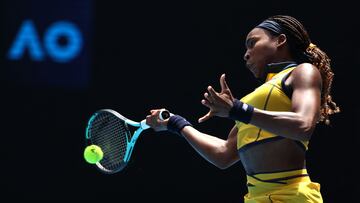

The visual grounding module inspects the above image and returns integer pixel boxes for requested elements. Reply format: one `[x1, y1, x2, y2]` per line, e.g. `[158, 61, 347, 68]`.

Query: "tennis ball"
[84, 145, 104, 164]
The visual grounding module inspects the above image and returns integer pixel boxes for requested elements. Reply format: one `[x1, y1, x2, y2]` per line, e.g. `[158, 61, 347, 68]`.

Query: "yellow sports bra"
[236, 62, 309, 151]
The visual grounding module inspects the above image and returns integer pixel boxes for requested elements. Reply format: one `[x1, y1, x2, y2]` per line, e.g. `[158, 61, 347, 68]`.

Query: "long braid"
[268, 15, 340, 125]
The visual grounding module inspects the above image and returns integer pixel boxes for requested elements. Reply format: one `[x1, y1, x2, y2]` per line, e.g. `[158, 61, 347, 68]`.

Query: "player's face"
[243, 28, 278, 79]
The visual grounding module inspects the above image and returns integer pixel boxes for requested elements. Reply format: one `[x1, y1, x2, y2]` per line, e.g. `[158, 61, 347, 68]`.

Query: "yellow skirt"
[244, 169, 323, 203]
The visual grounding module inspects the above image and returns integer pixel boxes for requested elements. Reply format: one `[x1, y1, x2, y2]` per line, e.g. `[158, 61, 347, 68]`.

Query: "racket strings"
[89, 112, 130, 172]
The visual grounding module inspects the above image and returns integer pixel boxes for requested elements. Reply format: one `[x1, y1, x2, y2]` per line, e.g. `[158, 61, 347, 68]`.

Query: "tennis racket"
[85, 109, 170, 174]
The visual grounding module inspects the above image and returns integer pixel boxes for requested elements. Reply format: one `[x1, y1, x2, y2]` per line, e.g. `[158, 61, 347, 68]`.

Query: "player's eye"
[246, 39, 255, 49]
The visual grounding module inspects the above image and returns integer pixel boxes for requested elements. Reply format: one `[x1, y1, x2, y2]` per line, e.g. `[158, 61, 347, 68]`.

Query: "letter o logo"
[44, 21, 83, 63]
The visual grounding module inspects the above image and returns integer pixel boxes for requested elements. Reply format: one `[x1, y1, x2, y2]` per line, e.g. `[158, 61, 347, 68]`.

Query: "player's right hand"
[146, 109, 169, 132]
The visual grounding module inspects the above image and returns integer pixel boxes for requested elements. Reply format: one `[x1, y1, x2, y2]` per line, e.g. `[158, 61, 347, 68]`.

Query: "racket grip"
[140, 110, 172, 130]
[159, 110, 171, 120]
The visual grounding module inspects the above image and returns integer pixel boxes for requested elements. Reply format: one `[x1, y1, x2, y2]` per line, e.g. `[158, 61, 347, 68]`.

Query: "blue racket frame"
[85, 109, 169, 173]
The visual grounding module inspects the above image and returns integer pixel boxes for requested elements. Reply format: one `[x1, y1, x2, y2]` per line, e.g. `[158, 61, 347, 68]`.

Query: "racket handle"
[159, 110, 171, 120]
[140, 110, 172, 129]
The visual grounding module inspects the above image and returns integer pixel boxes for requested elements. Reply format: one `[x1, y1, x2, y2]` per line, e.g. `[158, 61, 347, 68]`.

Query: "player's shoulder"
[292, 63, 320, 76]
[290, 62, 322, 87]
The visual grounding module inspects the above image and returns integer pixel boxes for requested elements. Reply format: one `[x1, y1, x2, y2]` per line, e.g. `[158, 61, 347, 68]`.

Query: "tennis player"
[146, 15, 340, 202]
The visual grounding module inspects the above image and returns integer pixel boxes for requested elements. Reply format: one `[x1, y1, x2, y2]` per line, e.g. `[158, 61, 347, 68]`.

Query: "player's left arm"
[250, 63, 322, 141]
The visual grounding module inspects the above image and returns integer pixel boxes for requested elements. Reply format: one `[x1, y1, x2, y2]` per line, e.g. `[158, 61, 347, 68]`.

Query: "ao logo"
[7, 20, 83, 63]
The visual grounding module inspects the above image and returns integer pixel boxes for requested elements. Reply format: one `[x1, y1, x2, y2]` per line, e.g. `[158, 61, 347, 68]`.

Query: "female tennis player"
[146, 15, 340, 202]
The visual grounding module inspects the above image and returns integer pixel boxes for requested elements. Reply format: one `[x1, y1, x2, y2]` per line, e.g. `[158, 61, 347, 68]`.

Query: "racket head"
[85, 109, 132, 174]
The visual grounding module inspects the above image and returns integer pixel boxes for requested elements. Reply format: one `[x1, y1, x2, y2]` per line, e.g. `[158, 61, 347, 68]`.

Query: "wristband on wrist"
[167, 115, 192, 136]
[228, 99, 254, 124]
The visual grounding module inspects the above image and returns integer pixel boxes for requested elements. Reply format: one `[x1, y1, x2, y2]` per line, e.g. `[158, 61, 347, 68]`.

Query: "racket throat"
[124, 145, 134, 162]
[140, 120, 150, 130]
[123, 128, 143, 162]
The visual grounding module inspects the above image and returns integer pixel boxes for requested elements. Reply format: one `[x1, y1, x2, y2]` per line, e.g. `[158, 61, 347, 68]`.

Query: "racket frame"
[85, 109, 168, 174]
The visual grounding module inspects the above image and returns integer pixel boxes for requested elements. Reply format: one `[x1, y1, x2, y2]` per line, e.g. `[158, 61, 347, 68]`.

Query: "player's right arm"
[181, 124, 240, 169]
[146, 110, 239, 169]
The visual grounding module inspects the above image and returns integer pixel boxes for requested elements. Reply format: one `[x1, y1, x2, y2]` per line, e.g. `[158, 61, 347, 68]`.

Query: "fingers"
[198, 112, 212, 123]
[201, 99, 212, 108]
[150, 109, 163, 115]
[150, 109, 157, 115]
[147, 109, 168, 131]
[204, 92, 214, 104]
[148, 108, 167, 123]
[220, 74, 229, 92]
[207, 86, 219, 101]
[156, 119, 167, 126]
[146, 115, 154, 126]
[200, 97, 213, 123]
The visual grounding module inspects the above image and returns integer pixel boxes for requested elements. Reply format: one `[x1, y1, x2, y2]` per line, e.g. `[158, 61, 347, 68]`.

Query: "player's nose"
[243, 52, 250, 61]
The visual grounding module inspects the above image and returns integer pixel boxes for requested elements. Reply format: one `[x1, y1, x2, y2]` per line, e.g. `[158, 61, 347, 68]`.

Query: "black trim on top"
[254, 83, 275, 141]
[279, 69, 308, 152]
[261, 61, 297, 83]
[281, 71, 294, 99]
[294, 140, 306, 151]
[238, 136, 285, 153]
[266, 61, 297, 73]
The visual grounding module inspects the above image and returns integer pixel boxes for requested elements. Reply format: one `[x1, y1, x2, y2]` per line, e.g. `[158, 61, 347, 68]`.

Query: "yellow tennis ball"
[84, 145, 104, 164]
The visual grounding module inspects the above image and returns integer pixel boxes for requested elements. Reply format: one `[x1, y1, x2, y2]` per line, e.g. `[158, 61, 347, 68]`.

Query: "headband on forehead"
[256, 20, 283, 34]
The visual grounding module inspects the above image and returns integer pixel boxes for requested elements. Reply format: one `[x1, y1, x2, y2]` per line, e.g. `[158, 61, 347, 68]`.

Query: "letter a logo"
[7, 20, 45, 61]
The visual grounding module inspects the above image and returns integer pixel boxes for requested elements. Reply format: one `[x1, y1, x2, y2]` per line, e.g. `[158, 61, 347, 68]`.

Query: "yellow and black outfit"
[236, 62, 323, 202]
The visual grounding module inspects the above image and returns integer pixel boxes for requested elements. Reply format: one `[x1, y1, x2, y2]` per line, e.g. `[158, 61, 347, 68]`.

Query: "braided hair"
[267, 15, 340, 125]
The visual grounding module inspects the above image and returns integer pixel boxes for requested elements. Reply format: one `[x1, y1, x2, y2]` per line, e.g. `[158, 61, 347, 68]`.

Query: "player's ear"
[276, 34, 287, 48]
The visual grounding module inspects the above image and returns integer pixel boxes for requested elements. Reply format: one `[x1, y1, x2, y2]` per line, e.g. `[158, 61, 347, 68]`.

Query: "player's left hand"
[198, 74, 235, 123]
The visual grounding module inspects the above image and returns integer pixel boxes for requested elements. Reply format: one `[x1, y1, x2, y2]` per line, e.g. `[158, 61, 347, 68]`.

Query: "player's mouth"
[246, 63, 260, 78]
[246, 63, 255, 73]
